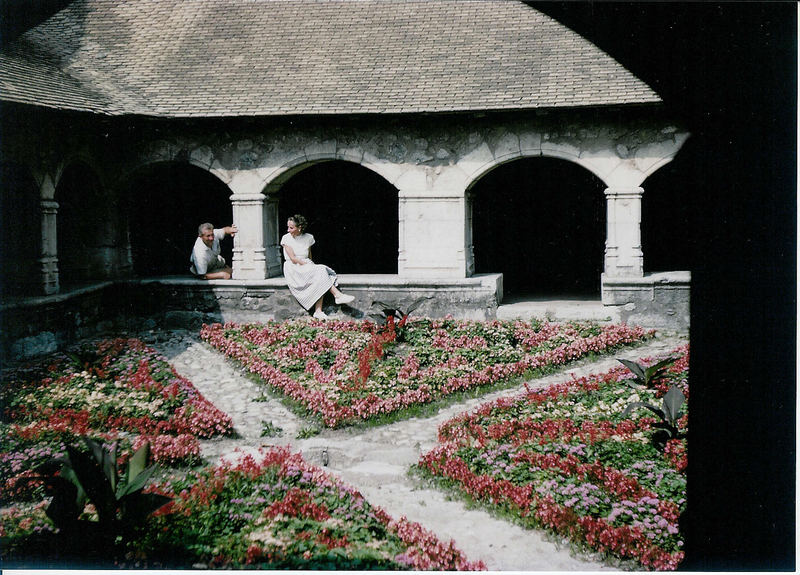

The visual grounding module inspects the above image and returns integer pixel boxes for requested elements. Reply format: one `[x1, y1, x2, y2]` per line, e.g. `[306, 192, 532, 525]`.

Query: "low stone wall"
[1, 282, 116, 360]
[125, 274, 503, 325]
[0, 274, 503, 362]
[1, 271, 689, 363]
[601, 271, 691, 332]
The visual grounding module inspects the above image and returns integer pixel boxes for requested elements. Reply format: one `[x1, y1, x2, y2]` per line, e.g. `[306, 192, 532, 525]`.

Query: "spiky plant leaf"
[617, 358, 647, 383]
[622, 401, 665, 421]
[126, 441, 150, 484]
[662, 386, 686, 424]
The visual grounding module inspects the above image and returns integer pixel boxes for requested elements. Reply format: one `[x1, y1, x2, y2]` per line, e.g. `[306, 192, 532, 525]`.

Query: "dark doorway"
[278, 161, 398, 274]
[0, 162, 40, 295]
[642, 139, 696, 274]
[471, 157, 606, 298]
[127, 162, 233, 276]
[55, 162, 107, 286]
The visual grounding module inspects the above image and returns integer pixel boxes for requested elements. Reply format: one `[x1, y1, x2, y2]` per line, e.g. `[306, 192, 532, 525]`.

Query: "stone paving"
[147, 328, 688, 571]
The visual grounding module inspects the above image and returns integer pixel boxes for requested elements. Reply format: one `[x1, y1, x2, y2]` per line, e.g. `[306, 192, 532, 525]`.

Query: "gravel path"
[148, 329, 688, 571]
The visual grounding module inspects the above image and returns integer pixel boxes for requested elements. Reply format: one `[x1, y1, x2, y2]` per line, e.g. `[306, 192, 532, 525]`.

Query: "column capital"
[604, 186, 644, 199]
[230, 192, 266, 204]
[40, 199, 59, 213]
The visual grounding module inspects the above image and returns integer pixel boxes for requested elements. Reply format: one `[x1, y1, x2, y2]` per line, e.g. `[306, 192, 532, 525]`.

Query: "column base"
[602, 271, 691, 332]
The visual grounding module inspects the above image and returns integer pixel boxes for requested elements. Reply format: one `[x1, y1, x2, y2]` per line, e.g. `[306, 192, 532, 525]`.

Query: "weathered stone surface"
[3, 106, 690, 356]
[10, 331, 58, 358]
[602, 271, 691, 332]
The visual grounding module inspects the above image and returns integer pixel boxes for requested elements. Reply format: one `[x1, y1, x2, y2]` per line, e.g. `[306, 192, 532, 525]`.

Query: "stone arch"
[124, 160, 234, 276]
[53, 151, 110, 195]
[269, 159, 399, 274]
[0, 161, 40, 295]
[468, 155, 606, 296]
[260, 148, 399, 191]
[463, 131, 687, 192]
[54, 160, 113, 285]
[125, 140, 223, 182]
[464, 146, 611, 193]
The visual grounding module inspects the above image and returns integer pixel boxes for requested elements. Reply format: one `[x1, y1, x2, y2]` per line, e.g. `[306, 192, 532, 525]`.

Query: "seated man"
[189, 222, 238, 279]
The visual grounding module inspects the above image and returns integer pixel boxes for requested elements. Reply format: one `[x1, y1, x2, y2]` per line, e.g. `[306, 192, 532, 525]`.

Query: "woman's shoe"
[313, 310, 329, 320]
[335, 293, 355, 305]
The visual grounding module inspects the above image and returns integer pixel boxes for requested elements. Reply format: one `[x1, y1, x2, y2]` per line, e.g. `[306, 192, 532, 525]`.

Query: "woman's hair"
[288, 214, 308, 232]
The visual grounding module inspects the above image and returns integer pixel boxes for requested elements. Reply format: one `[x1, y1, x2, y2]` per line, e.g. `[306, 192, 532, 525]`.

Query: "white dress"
[281, 232, 338, 310]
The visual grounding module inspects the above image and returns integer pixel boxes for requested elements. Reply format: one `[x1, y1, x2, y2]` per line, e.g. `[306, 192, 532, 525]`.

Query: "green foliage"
[369, 297, 429, 341]
[617, 356, 677, 389]
[35, 437, 171, 544]
[260, 421, 284, 437]
[296, 426, 321, 439]
[623, 386, 686, 447]
[370, 297, 428, 324]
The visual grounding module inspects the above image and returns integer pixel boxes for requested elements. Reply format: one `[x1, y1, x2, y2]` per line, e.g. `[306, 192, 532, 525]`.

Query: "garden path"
[150, 329, 688, 571]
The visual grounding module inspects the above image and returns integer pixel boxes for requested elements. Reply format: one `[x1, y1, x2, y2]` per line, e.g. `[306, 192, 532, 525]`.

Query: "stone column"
[39, 199, 60, 294]
[263, 190, 282, 278]
[604, 186, 644, 277]
[464, 189, 476, 276]
[398, 189, 469, 278]
[230, 191, 267, 279]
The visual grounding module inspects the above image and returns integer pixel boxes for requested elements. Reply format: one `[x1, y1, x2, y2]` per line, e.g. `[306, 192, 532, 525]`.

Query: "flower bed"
[201, 317, 653, 427]
[416, 345, 689, 570]
[1, 445, 484, 569]
[1, 337, 234, 501]
[128, 446, 485, 570]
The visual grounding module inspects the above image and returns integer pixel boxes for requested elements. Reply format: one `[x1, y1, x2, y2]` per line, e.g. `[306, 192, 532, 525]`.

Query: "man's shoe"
[313, 310, 329, 320]
[335, 293, 355, 305]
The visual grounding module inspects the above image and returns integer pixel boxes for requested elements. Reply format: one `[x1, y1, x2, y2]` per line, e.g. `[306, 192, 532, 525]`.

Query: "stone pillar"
[398, 190, 469, 278]
[464, 190, 475, 276]
[604, 186, 644, 277]
[230, 192, 267, 279]
[39, 199, 59, 294]
[263, 191, 282, 278]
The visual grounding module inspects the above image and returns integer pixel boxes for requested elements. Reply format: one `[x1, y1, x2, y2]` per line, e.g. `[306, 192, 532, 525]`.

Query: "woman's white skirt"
[284, 260, 337, 310]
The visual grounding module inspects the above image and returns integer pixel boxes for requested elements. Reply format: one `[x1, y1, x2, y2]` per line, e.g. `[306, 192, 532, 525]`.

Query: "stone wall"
[0, 107, 689, 286]
[0, 275, 503, 363]
[0, 106, 691, 351]
[1, 270, 691, 364]
[602, 271, 691, 332]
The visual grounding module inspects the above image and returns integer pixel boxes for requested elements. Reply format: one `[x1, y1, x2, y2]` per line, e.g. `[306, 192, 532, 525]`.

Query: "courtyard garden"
[416, 345, 689, 570]
[200, 316, 654, 427]
[0, 317, 687, 570]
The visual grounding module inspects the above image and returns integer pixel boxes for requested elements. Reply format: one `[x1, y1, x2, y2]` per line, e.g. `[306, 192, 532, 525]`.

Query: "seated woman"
[281, 214, 354, 319]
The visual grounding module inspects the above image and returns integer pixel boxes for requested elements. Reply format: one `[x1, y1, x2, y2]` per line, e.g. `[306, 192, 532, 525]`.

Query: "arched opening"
[470, 157, 606, 299]
[277, 160, 398, 274]
[126, 162, 233, 276]
[55, 162, 109, 286]
[642, 141, 696, 273]
[0, 162, 40, 296]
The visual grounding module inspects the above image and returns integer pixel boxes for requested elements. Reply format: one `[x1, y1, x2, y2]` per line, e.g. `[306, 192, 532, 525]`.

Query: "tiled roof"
[0, 0, 661, 117]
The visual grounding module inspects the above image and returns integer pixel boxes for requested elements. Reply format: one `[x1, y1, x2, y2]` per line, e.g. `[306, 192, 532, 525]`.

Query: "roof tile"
[0, 0, 660, 117]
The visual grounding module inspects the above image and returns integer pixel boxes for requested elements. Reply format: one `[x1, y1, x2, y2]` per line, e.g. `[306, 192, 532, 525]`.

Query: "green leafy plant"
[260, 421, 284, 437]
[36, 437, 171, 544]
[617, 356, 676, 389]
[623, 386, 686, 447]
[296, 426, 321, 439]
[370, 297, 429, 324]
[370, 297, 430, 341]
